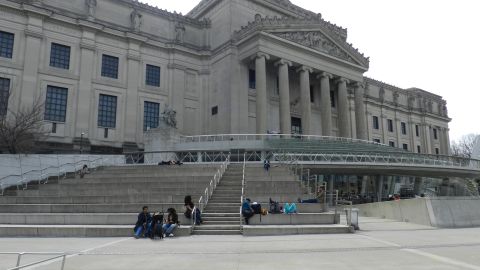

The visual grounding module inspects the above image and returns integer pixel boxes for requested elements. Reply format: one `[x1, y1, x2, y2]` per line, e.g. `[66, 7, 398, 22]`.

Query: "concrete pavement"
[2, 217, 480, 270]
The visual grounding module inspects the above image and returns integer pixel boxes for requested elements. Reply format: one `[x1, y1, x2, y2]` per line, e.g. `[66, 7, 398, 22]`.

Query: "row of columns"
[254, 53, 368, 139]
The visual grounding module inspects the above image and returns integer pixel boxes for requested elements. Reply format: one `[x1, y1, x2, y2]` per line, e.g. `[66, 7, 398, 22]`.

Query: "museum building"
[0, 0, 451, 154]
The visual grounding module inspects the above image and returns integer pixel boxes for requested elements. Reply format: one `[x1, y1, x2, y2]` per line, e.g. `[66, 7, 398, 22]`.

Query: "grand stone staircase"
[0, 165, 218, 237]
[193, 164, 243, 235]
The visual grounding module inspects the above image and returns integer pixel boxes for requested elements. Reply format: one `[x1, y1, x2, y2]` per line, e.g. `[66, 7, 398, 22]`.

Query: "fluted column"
[255, 53, 269, 134]
[275, 59, 292, 135]
[354, 82, 367, 140]
[318, 72, 333, 136]
[297, 66, 313, 135]
[336, 78, 351, 138]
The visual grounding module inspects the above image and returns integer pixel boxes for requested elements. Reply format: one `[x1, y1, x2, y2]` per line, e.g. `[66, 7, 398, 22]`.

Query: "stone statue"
[175, 22, 185, 43]
[86, 0, 97, 19]
[161, 105, 177, 128]
[131, 9, 143, 32]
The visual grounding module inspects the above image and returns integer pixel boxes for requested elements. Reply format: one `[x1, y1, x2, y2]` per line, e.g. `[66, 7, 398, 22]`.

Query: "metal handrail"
[240, 152, 246, 227]
[0, 252, 67, 270]
[179, 133, 390, 147]
[0, 155, 121, 195]
[194, 154, 230, 229]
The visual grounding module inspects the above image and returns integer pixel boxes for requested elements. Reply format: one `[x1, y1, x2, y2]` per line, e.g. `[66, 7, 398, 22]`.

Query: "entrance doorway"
[291, 117, 302, 135]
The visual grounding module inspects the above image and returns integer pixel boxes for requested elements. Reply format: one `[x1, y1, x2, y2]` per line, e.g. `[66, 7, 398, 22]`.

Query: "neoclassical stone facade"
[0, 0, 450, 154]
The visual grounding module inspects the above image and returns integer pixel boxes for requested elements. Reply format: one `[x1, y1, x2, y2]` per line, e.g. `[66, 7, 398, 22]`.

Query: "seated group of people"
[134, 206, 178, 239]
[133, 195, 202, 239]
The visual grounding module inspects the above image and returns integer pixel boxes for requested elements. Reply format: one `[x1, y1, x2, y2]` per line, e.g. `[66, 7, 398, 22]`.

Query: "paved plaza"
[2, 217, 480, 270]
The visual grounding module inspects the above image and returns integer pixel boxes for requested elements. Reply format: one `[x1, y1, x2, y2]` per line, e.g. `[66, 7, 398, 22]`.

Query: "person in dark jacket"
[163, 208, 179, 237]
[184, 195, 202, 225]
[134, 206, 152, 238]
[242, 198, 254, 225]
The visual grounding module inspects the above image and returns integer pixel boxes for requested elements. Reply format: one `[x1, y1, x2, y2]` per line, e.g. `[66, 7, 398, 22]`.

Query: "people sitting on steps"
[242, 198, 254, 225]
[163, 208, 179, 237]
[298, 186, 325, 204]
[79, 164, 89, 178]
[150, 212, 164, 239]
[134, 206, 152, 239]
[184, 195, 202, 225]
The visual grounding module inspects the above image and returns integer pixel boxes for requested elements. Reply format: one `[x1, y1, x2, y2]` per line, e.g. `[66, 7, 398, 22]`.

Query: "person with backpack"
[134, 206, 152, 239]
[263, 159, 271, 172]
[242, 198, 254, 225]
[184, 195, 202, 225]
[269, 198, 282, 214]
[163, 208, 179, 237]
[149, 212, 164, 239]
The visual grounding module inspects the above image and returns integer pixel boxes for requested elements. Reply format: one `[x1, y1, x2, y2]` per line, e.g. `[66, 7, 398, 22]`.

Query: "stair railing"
[195, 154, 231, 228]
[240, 152, 246, 227]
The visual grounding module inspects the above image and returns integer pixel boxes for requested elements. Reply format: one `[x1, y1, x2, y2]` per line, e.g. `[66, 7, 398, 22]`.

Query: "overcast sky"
[140, 0, 480, 142]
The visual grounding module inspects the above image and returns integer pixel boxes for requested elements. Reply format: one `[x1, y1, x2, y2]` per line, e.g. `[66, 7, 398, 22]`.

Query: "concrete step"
[0, 224, 192, 237]
[242, 225, 353, 236]
[14, 188, 204, 197]
[202, 213, 239, 218]
[192, 229, 241, 235]
[59, 177, 212, 185]
[0, 203, 187, 213]
[193, 224, 241, 230]
[0, 213, 193, 226]
[40, 182, 211, 190]
[202, 216, 239, 222]
[202, 220, 239, 225]
[0, 194, 201, 204]
[248, 213, 340, 225]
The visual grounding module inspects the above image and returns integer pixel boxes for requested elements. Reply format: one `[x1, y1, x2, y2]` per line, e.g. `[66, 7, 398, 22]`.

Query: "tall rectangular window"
[249, 69, 256, 89]
[49, 43, 71, 69]
[373, 116, 379, 130]
[0, 31, 14, 58]
[310, 85, 314, 103]
[403, 143, 408, 150]
[387, 119, 394, 132]
[275, 75, 279, 95]
[401, 122, 407, 135]
[146, 64, 160, 87]
[415, 125, 420, 137]
[98, 94, 117, 128]
[389, 141, 395, 147]
[417, 145, 421, 153]
[44, 86, 68, 122]
[435, 148, 440, 155]
[101, 54, 119, 79]
[144, 101, 160, 131]
[330, 90, 335, 108]
[0, 77, 10, 117]
[433, 128, 438, 140]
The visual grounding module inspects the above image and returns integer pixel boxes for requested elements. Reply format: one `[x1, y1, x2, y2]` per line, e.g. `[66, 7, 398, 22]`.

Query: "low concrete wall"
[354, 197, 480, 228]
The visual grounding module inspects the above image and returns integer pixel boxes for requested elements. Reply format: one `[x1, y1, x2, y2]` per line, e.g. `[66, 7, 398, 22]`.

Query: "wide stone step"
[193, 224, 240, 230]
[0, 225, 192, 237]
[59, 178, 212, 185]
[0, 203, 187, 213]
[14, 188, 205, 197]
[242, 225, 353, 236]
[0, 194, 201, 204]
[202, 220, 239, 225]
[41, 182, 210, 190]
[202, 213, 239, 218]
[192, 229, 241, 235]
[202, 216, 239, 221]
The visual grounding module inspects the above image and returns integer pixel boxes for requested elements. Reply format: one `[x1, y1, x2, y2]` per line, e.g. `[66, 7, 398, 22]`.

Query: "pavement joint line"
[24, 238, 130, 270]
[402, 248, 480, 270]
[359, 233, 480, 270]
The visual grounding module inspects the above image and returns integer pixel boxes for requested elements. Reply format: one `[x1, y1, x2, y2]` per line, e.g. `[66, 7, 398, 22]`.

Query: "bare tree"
[0, 94, 46, 154]
[450, 134, 478, 159]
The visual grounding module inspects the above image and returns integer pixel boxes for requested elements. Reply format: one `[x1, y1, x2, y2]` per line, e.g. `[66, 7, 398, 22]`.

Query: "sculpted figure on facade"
[273, 31, 355, 64]
[175, 22, 186, 43]
[86, 0, 97, 19]
[393, 91, 399, 105]
[408, 95, 415, 109]
[161, 105, 177, 128]
[379, 87, 385, 102]
[130, 9, 143, 32]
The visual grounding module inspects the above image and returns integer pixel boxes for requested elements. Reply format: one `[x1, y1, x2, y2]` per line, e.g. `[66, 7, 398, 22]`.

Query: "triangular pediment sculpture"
[271, 31, 357, 65]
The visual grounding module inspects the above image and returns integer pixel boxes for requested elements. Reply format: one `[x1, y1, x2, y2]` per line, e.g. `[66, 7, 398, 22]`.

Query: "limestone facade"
[0, 0, 451, 154]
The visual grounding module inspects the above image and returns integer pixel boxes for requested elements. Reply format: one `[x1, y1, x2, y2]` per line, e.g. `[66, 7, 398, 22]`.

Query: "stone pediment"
[271, 31, 357, 65]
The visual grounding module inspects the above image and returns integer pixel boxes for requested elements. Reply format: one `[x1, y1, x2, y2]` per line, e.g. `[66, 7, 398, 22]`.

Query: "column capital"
[251, 52, 270, 61]
[316, 71, 332, 79]
[353, 81, 365, 89]
[335, 78, 350, 85]
[296, 65, 313, 73]
[274, 59, 292, 67]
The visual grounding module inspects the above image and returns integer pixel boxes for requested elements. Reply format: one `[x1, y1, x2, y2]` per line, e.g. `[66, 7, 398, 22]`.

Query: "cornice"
[364, 77, 444, 102]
